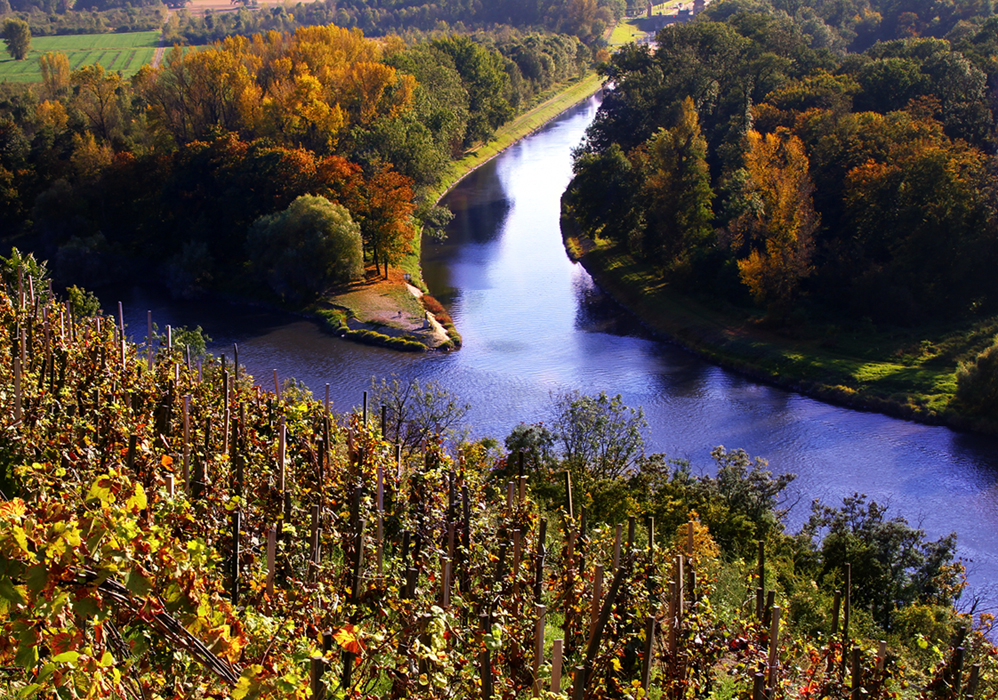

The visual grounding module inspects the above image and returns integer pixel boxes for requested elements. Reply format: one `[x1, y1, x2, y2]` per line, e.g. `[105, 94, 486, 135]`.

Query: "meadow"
[0, 29, 160, 82]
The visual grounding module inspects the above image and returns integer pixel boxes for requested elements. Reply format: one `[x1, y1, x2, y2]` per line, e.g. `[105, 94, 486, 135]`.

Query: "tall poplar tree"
[731, 128, 818, 317]
[639, 96, 715, 275]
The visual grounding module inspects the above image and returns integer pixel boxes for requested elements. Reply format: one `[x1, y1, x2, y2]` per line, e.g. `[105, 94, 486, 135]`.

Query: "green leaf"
[26, 565, 48, 595]
[15, 629, 38, 669]
[125, 569, 152, 597]
[51, 651, 81, 665]
[0, 578, 25, 605]
[73, 596, 100, 618]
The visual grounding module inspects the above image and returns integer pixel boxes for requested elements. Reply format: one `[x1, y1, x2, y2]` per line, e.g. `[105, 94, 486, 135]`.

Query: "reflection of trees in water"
[440, 165, 512, 245]
[571, 271, 650, 337]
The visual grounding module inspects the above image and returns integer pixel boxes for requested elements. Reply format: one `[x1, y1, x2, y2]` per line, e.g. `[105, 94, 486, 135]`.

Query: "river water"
[118, 95, 998, 611]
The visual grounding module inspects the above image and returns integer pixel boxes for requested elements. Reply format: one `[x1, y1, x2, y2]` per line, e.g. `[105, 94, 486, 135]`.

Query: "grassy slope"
[0, 30, 160, 81]
[567, 234, 998, 433]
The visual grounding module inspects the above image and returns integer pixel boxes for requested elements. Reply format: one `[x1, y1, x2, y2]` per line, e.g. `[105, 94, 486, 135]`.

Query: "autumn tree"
[357, 164, 416, 277]
[70, 64, 123, 143]
[247, 194, 363, 302]
[637, 96, 714, 275]
[2, 18, 30, 61]
[729, 128, 818, 318]
[38, 52, 70, 100]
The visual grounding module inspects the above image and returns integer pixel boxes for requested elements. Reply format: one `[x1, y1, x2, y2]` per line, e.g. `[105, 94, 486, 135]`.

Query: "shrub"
[956, 336, 998, 416]
[247, 195, 363, 303]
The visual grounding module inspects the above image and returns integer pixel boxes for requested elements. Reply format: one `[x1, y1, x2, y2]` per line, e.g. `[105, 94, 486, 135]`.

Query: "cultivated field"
[0, 30, 160, 82]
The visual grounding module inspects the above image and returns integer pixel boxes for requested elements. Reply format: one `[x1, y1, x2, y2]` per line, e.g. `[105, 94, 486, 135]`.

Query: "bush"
[956, 336, 998, 416]
[247, 195, 363, 303]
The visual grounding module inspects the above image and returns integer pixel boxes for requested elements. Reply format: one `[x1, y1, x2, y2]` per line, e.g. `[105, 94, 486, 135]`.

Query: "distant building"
[693, 0, 705, 13]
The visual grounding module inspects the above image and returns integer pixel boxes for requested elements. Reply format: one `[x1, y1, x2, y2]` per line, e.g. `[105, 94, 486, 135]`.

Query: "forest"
[564, 0, 998, 419]
[0, 250, 995, 698]
[0, 24, 590, 304]
[0, 0, 627, 46]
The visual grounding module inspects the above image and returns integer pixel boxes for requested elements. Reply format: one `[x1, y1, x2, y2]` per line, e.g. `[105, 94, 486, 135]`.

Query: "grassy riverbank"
[325, 71, 605, 350]
[427, 71, 605, 204]
[563, 228, 998, 434]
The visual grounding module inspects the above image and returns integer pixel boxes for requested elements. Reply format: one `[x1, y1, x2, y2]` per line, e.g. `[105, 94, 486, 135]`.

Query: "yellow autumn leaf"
[333, 624, 364, 655]
[0, 498, 26, 520]
[125, 484, 147, 513]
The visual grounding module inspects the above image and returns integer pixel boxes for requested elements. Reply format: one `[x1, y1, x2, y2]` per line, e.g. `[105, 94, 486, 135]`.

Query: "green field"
[0, 30, 160, 82]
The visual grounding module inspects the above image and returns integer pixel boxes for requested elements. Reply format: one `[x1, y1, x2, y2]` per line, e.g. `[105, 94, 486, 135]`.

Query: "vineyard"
[0, 250, 995, 700]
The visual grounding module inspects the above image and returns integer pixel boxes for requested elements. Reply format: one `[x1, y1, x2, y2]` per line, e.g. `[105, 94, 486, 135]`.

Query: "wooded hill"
[0, 25, 590, 304]
[564, 0, 998, 421]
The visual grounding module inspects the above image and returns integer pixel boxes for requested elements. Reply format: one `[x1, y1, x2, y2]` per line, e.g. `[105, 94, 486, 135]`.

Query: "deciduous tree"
[730, 128, 818, 317]
[1, 18, 30, 61]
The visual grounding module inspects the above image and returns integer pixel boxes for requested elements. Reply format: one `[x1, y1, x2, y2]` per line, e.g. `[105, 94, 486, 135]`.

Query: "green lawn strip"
[425, 72, 604, 206]
[0, 30, 159, 82]
[573, 237, 991, 426]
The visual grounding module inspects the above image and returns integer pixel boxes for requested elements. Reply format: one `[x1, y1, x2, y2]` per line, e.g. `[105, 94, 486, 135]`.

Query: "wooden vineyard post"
[564, 471, 573, 518]
[118, 301, 126, 369]
[532, 603, 546, 697]
[572, 666, 586, 700]
[757, 540, 765, 619]
[627, 516, 636, 553]
[381, 404, 387, 437]
[841, 562, 852, 679]
[231, 509, 241, 604]
[232, 343, 238, 381]
[512, 529, 522, 598]
[966, 664, 980, 699]
[362, 390, 368, 425]
[278, 417, 286, 492]
[876, 640, 887, 672]
[440, 557, 452, 608]
[147, 310, 153, 371]
[273, 369, 280, 401]
[767, 606, 781, 695]
[266, 525, 277, 598]
[641, 614, 656, 692]
[588, 565, 603, 646]
[613, 524, 622, 572]
[342, 518, 366, 689]
[13, 357, 21, 422]
[551, 639, 564, 694]
[182, 395, 190, 489]
[581, 559, 629, 692]
[165, 474, 175, 498]
[479, 613, 493, 699]
[462, 485, 471, 592]
[533, 517, 547, 603]
[851, 645, 863, 700]
[308, 504, 321, 580]
[506, 481, 514, 509]
[311, 631, 333, 700]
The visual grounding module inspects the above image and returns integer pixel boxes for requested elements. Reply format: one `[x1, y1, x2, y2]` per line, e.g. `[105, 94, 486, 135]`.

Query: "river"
[117, 95, 998, 612]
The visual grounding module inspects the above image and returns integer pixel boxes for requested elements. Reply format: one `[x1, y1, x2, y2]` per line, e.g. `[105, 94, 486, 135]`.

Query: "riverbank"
[323, 71, 605, 351]
[562, 219, 998, 436]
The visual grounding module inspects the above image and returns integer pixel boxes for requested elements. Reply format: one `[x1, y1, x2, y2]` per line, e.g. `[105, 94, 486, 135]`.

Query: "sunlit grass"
[0, 30, 160, 82]
[569, 237, 995, 424]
